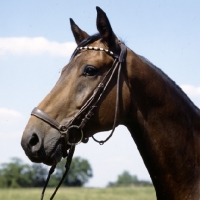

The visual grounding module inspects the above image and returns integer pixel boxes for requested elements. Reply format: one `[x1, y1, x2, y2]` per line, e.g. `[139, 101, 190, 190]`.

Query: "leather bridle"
[30, 36, 127, 200]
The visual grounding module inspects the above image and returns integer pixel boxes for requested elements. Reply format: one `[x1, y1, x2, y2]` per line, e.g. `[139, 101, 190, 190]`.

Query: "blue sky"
[0, 1, 200, 187]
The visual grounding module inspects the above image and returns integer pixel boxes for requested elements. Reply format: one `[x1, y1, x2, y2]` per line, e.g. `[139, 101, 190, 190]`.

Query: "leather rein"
[30, 37, 127, 200]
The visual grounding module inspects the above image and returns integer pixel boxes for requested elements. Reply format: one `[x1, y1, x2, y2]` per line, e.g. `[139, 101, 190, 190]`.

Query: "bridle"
[30, 36, 127, 200]
[31, 37, 127, 199]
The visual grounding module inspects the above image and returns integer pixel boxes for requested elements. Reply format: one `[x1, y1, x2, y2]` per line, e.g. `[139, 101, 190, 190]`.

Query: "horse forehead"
[62, 40, 113, 73]
[74, 49, 113, 67]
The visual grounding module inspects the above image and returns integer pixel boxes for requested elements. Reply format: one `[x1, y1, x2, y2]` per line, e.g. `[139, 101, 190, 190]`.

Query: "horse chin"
[43, 143, 63, 166]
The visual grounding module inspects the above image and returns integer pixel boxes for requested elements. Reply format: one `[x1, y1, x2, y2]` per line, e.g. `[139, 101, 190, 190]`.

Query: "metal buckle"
[59, 125, 68, 134]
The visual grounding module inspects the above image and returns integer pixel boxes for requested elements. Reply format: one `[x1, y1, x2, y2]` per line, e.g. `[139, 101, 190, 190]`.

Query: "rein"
[31, 38, 127, 200]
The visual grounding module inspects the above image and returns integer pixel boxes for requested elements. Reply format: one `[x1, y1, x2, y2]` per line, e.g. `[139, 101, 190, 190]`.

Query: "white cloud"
[0, 130, 21, 138]
[181, 85, 200, 97]
[0, 107, 23, 118]
[0, 108, 24, 124]
[0, 108, 25, 145]
[0, 37, 76, 57]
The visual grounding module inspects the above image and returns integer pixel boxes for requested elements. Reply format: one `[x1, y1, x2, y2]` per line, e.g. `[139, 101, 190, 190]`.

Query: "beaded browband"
[77, 46, 118, 59]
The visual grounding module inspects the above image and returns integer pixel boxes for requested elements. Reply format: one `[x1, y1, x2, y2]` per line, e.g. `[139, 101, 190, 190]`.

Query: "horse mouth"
[25, 139, 64, 166]
[43, 142, 63, 166]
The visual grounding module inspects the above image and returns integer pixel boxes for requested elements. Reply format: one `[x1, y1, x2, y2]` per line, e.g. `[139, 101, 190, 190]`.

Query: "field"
[0, 187, 156, 200]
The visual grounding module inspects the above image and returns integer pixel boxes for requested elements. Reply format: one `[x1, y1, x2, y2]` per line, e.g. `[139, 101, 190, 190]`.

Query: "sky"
[0, 1, 200, 187]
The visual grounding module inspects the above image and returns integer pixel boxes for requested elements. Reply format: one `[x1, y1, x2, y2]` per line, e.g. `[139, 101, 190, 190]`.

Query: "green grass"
[0, 187, 156, 200]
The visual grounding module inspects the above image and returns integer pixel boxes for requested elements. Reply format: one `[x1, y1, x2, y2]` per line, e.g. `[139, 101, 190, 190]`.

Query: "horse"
[21, 6, 200, 200]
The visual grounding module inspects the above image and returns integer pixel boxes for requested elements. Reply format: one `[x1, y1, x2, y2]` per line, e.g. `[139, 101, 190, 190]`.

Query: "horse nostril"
[29, 133, 39, 147]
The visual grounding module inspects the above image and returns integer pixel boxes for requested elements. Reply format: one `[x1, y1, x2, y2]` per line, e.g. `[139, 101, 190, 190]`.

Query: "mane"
[139, 55, 200, 112]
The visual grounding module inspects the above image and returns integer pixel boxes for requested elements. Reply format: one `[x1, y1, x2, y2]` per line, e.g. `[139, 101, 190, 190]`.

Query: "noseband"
[31, 37, 127, 200]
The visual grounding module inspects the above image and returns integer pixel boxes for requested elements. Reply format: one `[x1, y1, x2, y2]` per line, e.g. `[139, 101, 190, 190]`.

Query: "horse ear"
[70, 18, 89, 45]
[96, 7, 118, 47]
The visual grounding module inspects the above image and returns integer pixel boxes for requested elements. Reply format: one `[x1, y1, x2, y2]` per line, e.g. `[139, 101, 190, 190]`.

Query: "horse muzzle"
[21, 119, 64, 166]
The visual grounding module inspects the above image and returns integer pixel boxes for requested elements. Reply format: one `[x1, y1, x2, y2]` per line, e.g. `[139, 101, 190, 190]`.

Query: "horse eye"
[83, 66, 97, 76]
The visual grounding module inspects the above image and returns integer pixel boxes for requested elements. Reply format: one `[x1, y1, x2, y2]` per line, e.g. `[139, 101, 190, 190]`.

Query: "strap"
[92, 61, 122, 145]
[40, 165, 56, 200]
[119, 42, 127, 63]
[31, 107, 62, 130]
[75, 59, 119, 129]
[49, 145, 75, 200]
[91, 43, 127, 144]
[40, 145, 75, 200]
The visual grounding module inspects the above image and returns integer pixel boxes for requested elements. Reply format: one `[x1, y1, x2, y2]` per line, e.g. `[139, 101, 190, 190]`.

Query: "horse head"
[21, 7, 131, 166]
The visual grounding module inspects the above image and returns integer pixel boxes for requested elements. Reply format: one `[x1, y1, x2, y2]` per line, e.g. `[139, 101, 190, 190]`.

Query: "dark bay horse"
[21, 7, 200, 200]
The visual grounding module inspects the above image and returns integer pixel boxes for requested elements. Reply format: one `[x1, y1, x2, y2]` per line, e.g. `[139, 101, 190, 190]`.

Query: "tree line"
[0, 158, 152, 188]
[107, 171, 152, 187]
[0, 157, 92, 188]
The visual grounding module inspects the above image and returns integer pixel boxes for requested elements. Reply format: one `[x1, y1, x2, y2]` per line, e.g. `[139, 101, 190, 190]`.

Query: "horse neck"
[124, 49, 200, 199]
